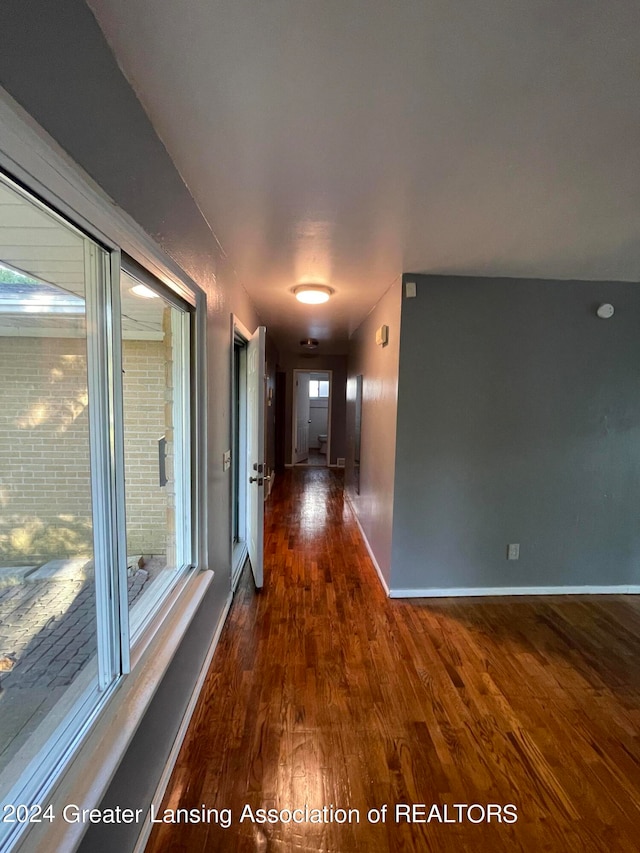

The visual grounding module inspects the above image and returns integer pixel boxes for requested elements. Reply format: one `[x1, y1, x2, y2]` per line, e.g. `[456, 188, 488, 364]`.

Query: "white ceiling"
[87, 0, 640, 353]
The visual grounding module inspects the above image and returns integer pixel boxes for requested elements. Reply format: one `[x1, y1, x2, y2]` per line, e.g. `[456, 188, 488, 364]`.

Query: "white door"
[294, 372, 310, 463]
[246, 325, 266, 588]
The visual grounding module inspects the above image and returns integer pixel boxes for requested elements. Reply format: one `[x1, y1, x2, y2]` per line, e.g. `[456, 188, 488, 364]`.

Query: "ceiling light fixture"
[300, 338, 319, 349]
[130, 283, 159, 299]
[293, 285, 333, 304]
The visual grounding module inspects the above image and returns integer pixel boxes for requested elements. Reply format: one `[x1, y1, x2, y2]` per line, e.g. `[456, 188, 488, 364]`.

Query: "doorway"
[231, 317, 267, 591]
[292, 370, 332, 467]
[231, 334, 248, 590]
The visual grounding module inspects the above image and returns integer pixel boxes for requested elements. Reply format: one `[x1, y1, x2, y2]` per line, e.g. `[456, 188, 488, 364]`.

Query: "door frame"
[291, 368, 333, 467]
[292, 370, 311, 464]
[230, 315, 251, 590]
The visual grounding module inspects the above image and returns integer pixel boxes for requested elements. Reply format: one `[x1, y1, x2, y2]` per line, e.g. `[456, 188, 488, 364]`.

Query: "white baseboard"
[389, 585, 640, 598]
[345, 495, 390, 596]
[133, 590, 234, 853]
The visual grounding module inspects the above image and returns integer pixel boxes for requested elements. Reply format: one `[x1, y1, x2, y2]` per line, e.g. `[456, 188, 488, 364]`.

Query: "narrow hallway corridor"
[145, 468, 640, 853]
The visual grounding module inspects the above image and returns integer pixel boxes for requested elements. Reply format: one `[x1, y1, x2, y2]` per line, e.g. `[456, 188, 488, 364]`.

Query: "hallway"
[146, 468, 640, 853]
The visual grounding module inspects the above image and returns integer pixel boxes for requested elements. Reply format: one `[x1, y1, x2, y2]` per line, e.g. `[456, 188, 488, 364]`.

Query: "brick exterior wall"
[122, 338, 168, 558]
[0, 336, 168, 563]
[0, 337, 92, 562]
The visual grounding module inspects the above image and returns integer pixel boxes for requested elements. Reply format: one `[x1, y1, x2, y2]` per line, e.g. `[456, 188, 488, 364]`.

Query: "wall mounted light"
[293, 285, 333, 304]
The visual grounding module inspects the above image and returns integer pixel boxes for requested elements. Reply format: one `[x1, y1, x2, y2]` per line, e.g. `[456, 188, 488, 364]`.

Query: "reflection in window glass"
[0, 177, 101, 788]
[120, 271, 191, 631]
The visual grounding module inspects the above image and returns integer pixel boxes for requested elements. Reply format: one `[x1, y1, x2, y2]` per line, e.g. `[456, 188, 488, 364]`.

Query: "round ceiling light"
[130, 283, 159, 299]
[300, 338, 319, 349]
[293, 285, 333, 304]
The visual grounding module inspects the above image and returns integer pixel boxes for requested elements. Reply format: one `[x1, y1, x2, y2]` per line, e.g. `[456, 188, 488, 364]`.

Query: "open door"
[293, 371, 310, 463]
[246, 325, 266, 588]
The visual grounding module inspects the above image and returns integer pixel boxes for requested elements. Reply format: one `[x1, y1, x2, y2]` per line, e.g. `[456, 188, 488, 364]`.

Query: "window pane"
[309, 380, 319, 398]
[319, 380, 329, 397]
[120, 271, 191, 632]
[0, 177, 100, 784]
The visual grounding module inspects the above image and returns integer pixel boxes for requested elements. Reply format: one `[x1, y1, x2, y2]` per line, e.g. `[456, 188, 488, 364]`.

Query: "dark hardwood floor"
[146, 468, 640, 852]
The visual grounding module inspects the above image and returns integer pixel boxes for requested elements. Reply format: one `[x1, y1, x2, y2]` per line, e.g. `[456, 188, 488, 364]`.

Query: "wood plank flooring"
[145, 468, 640, 852]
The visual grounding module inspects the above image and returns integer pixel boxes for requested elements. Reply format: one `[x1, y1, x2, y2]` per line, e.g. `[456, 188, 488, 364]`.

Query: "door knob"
[249, 476, 263, 485]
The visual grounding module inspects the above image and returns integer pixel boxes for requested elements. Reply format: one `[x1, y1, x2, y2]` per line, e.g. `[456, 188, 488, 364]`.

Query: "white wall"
[346, 279, 402, 586]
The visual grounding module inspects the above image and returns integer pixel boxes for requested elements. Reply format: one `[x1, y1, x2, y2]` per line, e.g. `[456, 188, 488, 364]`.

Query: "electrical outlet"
[507, 543, 520, 560]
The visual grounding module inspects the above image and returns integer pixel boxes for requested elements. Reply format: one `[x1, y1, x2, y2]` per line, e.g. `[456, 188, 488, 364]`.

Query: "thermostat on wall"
[376, 324, 389, 347]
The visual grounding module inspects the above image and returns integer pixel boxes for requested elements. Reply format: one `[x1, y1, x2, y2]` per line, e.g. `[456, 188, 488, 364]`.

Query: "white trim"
[192, 292, 208, 574]
[389, 585, 640, 598]
[84, 238, 122, 688]
[129, 568, 198, 668]
[173, 308, 193, 570]
[267, 469, 276, 497]
[232, 313, 253, 343]
[132, 590, 233, 853]
[109, 247, 131, 675]
[232, 541, 248, 592]
[231, 316, 250, 576]
[13, 570, 213, 853]
[345, 495, 390, 596]
[291, 368, 333, 467]
[342, 498, 640, 600]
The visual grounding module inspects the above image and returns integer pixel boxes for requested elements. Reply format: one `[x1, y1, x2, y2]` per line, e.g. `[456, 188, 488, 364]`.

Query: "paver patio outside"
[0, 570, 150, 773]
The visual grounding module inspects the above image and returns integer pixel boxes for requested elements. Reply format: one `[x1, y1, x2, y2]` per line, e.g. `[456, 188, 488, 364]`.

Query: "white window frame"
[309, 378, 330, 399]
[121, 260, 195, 642]
[0, 87, 209, 853]
[0, 169, 126, 851]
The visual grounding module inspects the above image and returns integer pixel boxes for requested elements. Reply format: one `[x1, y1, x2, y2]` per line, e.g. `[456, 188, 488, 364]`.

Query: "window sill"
[13, 568, 213, 853]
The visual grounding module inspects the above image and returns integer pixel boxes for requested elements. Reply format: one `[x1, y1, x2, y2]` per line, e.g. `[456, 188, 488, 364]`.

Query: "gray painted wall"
[347, 280, 402, 583]
[391, 274, 640, 591]
[0, 2, 264, 850]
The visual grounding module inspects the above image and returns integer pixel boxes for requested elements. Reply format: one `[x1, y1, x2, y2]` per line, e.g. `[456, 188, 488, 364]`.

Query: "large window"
[0, 174, 115, 836]
[309, 379, 329, 398]
[119, 266, 192, 637]
[0, 172, 195, 849]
